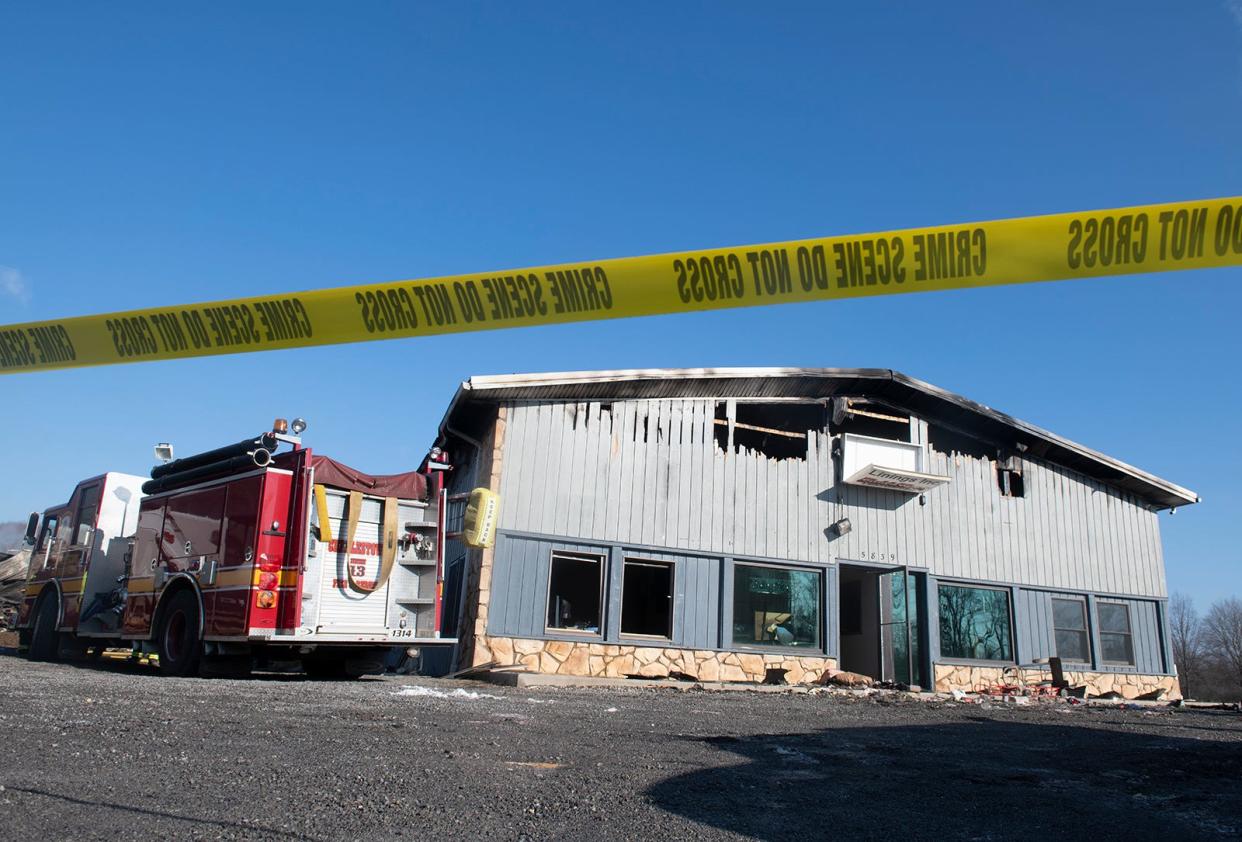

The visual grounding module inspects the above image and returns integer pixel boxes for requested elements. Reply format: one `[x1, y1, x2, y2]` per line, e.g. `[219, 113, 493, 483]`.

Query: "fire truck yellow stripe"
[1, 196, 1239, 374]
[127, 577, 154, 594]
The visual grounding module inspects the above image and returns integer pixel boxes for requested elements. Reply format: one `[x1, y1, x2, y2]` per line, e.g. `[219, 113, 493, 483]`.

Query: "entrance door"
[838, 563, 926, 688]
[879, 567, 925, 688]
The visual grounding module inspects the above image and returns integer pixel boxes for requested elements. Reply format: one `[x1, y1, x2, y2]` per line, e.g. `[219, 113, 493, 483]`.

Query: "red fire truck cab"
[18, 420, 451, 677]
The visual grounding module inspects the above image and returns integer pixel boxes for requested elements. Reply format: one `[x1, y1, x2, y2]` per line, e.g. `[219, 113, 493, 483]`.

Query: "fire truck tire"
[157, 590, 203, 677]
[301, 650, 385, 679]
[28, 594, 60, 662]
[301, 653, 347, 679]
[342, 653, 387, 679]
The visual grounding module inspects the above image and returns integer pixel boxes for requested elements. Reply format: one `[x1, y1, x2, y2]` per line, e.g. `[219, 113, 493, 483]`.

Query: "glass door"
[880, 568, 925, 688]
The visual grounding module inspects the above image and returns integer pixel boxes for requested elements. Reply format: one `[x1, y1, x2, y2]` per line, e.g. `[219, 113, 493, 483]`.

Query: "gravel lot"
[0, 655, 1239, 841]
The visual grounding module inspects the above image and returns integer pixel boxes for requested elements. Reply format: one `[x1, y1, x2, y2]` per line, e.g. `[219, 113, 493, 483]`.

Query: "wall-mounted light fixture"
[831, 517, 852, 537]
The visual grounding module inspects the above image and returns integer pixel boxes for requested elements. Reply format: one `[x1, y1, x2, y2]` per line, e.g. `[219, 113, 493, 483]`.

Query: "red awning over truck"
[310, 455, 428, 500]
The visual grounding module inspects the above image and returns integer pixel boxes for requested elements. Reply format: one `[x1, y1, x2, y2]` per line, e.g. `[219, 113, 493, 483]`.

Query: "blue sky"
[0, 3, 1238, 607]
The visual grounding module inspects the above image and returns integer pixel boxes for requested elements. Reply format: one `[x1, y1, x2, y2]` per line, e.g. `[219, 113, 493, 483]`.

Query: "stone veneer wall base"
[475, 635, 838, 684]
[933, 664, 1181, 700]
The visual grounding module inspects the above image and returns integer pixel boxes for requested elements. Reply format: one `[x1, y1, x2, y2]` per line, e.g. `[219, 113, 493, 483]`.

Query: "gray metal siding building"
[435, 368, 1194, 696]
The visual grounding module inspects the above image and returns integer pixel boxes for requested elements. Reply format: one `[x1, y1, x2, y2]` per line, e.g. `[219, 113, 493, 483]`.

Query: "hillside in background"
[0, 522, 25, 551]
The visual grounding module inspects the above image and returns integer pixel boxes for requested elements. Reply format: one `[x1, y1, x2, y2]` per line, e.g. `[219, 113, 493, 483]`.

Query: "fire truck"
[16, 419, 451, 677]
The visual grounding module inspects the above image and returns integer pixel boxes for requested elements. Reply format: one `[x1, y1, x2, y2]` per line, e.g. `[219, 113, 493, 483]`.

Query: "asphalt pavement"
[0, 655, 1239, 841]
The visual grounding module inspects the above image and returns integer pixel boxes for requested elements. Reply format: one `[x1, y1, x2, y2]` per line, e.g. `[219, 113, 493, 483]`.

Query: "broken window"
[714, 401, 823, 460]
[831, 398, 911, 442]
[732, 563, 822, 649]
[546, 551, 604, 634]
[1052, 597, 1090, 663]
[997, 467, 1025, 498]
[621, 559, 674, 638]
[1098, 603, 1135, 666]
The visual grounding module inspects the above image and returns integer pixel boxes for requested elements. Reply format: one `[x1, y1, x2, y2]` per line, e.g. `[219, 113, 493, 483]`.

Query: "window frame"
[619, 557, 676, 641]
[543, 550, 607, 637]
[936, 582, 1015, 664]
[1097, 601, 1136, 667]
[1050, 596, 1091, 664]
[71, 482, 102, 547]
[730, 560, 825, 653]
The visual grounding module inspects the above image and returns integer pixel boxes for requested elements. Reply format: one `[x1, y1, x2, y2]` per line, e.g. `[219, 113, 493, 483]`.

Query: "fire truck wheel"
[343, 653, 387, 679]
[301, 653, 347, 679]
[157, 590, 203, 677]
[28, 594, 60, 662]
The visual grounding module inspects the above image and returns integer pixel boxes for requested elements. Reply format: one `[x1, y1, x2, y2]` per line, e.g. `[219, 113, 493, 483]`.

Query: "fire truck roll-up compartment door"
[305, 486, 439, 642]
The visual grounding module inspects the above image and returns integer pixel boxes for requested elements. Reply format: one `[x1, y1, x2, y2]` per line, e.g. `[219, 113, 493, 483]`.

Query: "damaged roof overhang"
[436, 367, 1199, 510]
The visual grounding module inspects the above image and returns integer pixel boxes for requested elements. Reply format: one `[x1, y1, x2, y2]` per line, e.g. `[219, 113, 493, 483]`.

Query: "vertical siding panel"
[509, 405, 534, 532]
[1140, 500, 1157, 597]
[927, 449, 942, 573]
[798, 448, 810, 563]
[626, 402, 647, 543]
[565, 404, 587, 537]
[822, 433, 834, 564]
[1068, 467, 1086, 592]
[958, 456, 974, 579]
[677, 401, 693, 550]
[657, 401, 673, 549]
[954, 458, 969, 578]
[542, 403, 566, 537]
[1095, 483, 1114, 596]
[580, 402, 599, 538]
[701, 403, 717, 555]
[662, 401, 681, 550]
[642, 400, 658, 546]
[590, 402, 612, 540]
[623, 402, 640, 543]
[1046, 464, 1067, 591]
[677, 557, 693, 647]
[602, 403, 621, 542]
[1062, 467, 1079, 591]
[497, 404, 523, 531]
[1112, 484, 1132, 596]
[685, 402, 702, 551]
[698, 557, 712, 648]
[1142, 511, 1162, 596]
[1096, 483, 1114, 596]
[810, 432, 825, 563]
[727, 446, 741, 556]
[775, 458, 788, 560]
[1077, 475, 1094, 593]
[713, 446, 727, 555]
[1115, 488, 1135, 595]
[1012, 463, 1029, 585]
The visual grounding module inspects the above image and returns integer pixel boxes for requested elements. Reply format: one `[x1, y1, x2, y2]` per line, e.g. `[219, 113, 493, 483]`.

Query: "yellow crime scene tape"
[2, 196, 1241, 374]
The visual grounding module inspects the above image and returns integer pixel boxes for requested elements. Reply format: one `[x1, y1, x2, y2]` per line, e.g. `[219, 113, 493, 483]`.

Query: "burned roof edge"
[436, 367, 1199, 510]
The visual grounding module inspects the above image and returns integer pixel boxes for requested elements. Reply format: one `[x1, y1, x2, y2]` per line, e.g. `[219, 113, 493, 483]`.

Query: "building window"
[1052, 597, 1090, 663]
[1098, 603, 1135, 666]
[938, 584, 1013, 661]
[732, 563, 822, 649]
[621, 559, 674, 639]
[546, 552, 604, 635]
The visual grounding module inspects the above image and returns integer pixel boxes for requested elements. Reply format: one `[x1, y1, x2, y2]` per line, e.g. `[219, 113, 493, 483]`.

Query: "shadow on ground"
[647, 717, 1241, 840]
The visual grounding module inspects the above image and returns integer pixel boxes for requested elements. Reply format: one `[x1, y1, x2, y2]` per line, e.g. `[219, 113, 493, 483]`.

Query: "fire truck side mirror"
[24, 512, 39, 545]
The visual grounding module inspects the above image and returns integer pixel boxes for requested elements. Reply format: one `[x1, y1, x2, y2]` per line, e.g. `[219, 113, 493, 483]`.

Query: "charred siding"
[496, 399, 1166, 598]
